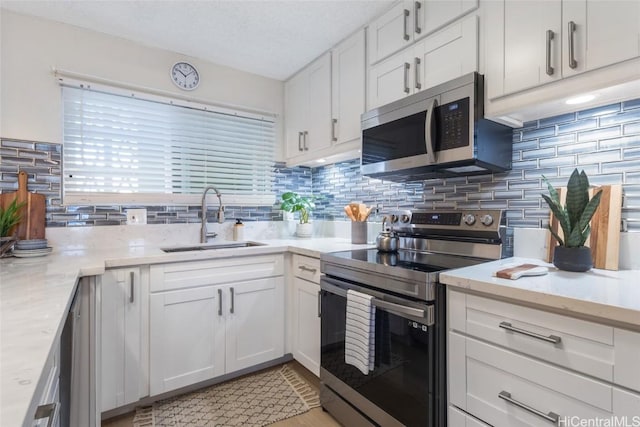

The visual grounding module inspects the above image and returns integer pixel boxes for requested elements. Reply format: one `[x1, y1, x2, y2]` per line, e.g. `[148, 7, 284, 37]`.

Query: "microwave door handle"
[425, 98, 438, 164]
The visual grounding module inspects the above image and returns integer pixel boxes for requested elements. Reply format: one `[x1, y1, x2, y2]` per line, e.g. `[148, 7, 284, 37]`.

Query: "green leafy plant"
[280, 192, 316, 224]
[542, 169, 602, 248]
[0, 199, 25, 237]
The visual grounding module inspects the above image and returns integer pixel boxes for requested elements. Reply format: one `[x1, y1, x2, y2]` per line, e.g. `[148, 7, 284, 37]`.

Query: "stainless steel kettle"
[376, 216, 398, 252]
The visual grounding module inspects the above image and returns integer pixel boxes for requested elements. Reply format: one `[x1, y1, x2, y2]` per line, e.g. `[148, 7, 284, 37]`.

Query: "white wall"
[0, 10, 284, 156]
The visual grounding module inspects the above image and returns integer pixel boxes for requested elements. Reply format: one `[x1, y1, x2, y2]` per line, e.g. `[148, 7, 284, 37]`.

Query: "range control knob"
[464, 214, 476, 226]
[389, 214, 399, 223]
[481, 214, 494, 226]
[400, 214, 411, 224]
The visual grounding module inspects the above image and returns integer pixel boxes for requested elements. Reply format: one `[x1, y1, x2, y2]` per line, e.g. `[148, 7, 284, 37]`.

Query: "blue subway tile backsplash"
[1, 98, 640, 253]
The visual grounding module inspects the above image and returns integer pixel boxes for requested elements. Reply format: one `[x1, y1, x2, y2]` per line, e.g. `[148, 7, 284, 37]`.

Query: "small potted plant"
[280, 191, 316, 238]
[542, 169, 602, 272]
[0, 199, 25, 242]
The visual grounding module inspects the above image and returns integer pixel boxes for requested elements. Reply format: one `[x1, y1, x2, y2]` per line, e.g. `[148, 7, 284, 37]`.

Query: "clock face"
[171, 62, 200, 90]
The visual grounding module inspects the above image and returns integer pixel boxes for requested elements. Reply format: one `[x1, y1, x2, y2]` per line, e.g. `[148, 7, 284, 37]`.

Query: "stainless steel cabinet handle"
[298, 132, 303, 152]
[499, 391, 560, 424]
[230, 287, 235, 314]
[331, 118, 337, 142]
[414, 2, 422, 34]
[403, 62, 410, 94]
[34, 402, 58, 427]
[303, 131, 309, 151]
[568, 21, 578, 69]
[425, 97, 437, 164]
[317, 291, 322, 318]
[499, 321, 561, 344]
[414, 57, 421, 90]
[546, 30, 555, 75]
[218, 289, 222, 316]
[129, 272, 135, 303]
[403, 9, 410, 41]
[298, 265, 318, 273]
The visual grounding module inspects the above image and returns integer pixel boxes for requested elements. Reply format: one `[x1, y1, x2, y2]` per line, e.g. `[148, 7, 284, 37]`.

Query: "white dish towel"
[345, 289, 375, 375]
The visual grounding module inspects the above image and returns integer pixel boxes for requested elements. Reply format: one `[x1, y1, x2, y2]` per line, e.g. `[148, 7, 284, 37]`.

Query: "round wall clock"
[170, 61, 200, 91]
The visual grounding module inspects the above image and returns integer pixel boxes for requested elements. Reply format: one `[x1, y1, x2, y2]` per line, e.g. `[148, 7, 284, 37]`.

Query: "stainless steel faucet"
[201, 186, 224, 243]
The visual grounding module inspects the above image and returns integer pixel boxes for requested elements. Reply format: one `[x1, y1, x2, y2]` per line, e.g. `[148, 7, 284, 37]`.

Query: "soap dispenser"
[233, 218, 244, 241]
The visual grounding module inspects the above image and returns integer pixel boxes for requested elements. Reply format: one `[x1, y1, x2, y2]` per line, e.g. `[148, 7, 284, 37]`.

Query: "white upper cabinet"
[486, 0, 640, 101]
[331, 29, 366, 145]
[284, 52, 331, 161]
[368, 14, 478, 110]
[562, 0, 640, 77]
[368, 0, 478, 65]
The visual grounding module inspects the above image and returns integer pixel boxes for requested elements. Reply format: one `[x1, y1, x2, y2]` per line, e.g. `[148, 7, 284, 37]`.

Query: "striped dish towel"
[345, 289, 375, 375]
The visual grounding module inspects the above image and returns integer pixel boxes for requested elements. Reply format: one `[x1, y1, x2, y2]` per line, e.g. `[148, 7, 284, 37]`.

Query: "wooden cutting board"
[0, 171, 46, 240]
[546, 184, 622, 270]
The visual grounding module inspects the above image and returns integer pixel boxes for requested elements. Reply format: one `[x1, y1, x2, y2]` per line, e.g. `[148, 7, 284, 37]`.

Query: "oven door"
[320, 276, 439, 427]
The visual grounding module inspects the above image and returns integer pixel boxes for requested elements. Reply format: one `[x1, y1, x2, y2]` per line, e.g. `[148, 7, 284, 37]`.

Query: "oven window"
[321, 290, 434, 426]
[361, 111, 427, 165]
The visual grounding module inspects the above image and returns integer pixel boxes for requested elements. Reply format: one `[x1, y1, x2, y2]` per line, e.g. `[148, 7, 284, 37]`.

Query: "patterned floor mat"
[132, 365, 320, 427]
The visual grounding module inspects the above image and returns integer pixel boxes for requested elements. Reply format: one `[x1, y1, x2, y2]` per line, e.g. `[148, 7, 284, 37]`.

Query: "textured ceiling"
[1, 0, 394, 80]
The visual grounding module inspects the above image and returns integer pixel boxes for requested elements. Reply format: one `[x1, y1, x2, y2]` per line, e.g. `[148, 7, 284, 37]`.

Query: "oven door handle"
[320, 278, 433, 324]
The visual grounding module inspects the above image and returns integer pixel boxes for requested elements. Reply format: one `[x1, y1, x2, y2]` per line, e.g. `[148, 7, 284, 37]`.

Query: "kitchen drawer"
[448, 405, 490, 427]
[150, 255, 284, 292]
[456, 334, 615, 426]
[449, 291, 616, 384]
[292, 254, 321, 283]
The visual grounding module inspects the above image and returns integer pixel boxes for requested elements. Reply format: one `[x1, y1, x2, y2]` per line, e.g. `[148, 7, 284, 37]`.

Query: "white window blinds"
[62, 85, 276, 205]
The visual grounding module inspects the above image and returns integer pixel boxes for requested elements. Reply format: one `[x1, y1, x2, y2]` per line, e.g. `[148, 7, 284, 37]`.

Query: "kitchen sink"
[161, 242, 266, 253]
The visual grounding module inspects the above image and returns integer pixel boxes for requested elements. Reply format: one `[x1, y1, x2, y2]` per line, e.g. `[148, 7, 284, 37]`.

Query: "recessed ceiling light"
[566, 94, 596, 105]
[316, 159, 326, 163]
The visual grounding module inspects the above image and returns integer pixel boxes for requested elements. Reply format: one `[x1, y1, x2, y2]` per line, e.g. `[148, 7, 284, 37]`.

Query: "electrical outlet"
[126, 209, 147, 225]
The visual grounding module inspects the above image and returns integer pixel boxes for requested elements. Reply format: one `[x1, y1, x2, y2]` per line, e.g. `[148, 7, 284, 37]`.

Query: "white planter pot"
[296, 222, 313, 238]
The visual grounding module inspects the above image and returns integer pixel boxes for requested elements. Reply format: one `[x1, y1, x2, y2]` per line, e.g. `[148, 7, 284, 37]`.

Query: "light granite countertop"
[440, 257, 640, 330]
[0, 237, 371, 427]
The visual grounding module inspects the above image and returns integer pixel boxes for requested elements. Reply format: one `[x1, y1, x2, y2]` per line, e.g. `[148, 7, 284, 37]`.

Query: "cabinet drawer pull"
[545, 30, 555, 76]
[403, 9, 410, 41]
[230, 287, 235, 314]
[499, 321, 561, 344]
[498, 391, 559, 424]
[298, 132, 303, 151]
[331, 118, 337, 142]
[34, 402, 58, 427]
[298, 265, 317, 273]
[218, 288, 222, 316]
[303, 131, 309, 151]
[404, 62, 410, 94]
[414, 57, 421, 90]
[414, 2, 421, 34]
[129, 271, 135, 303]
[568, 21, 578, 69]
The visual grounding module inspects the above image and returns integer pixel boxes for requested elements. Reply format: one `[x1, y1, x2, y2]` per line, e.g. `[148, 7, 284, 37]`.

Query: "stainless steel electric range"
[319, 209, 506, 427]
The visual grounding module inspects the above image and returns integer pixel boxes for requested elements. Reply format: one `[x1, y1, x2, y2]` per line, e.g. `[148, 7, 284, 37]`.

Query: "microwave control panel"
[437, 97, 470, 151]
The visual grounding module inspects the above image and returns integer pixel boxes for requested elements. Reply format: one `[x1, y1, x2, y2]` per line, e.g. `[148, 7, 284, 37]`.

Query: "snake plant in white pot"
[542, 169, 602, 272]
[280, 192, 315, 238]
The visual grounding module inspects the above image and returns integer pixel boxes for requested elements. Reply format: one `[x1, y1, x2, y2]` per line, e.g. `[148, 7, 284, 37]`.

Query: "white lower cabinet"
[448, 405, 489, 427]
[447, 289, 640, 426]
[149, 256, 285, 396]
[100, 267, 145, 412]
[291, 255, 321, 376]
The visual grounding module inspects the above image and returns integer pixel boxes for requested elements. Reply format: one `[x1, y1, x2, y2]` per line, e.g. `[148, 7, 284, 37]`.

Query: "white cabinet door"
[414, 14, 478, 91]
[149, 286, 225, 396]
[368, 48, 415, 109]
[563, 0, 640, 77]
[306, 53, 332, 154]
[225, 277, 285, 373]
[418, 0, 478, 36]
[368, 2, 414, 65]
[284, 71, 308, 158]
[502, 0, 561, 95]
[331, 29, 366, 145]
[100, 268, 142, 412]
[292, 277, 321, 376]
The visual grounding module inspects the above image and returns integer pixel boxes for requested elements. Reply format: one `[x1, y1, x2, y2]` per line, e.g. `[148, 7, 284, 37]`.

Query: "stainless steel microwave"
[361, 73, 512, 181]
